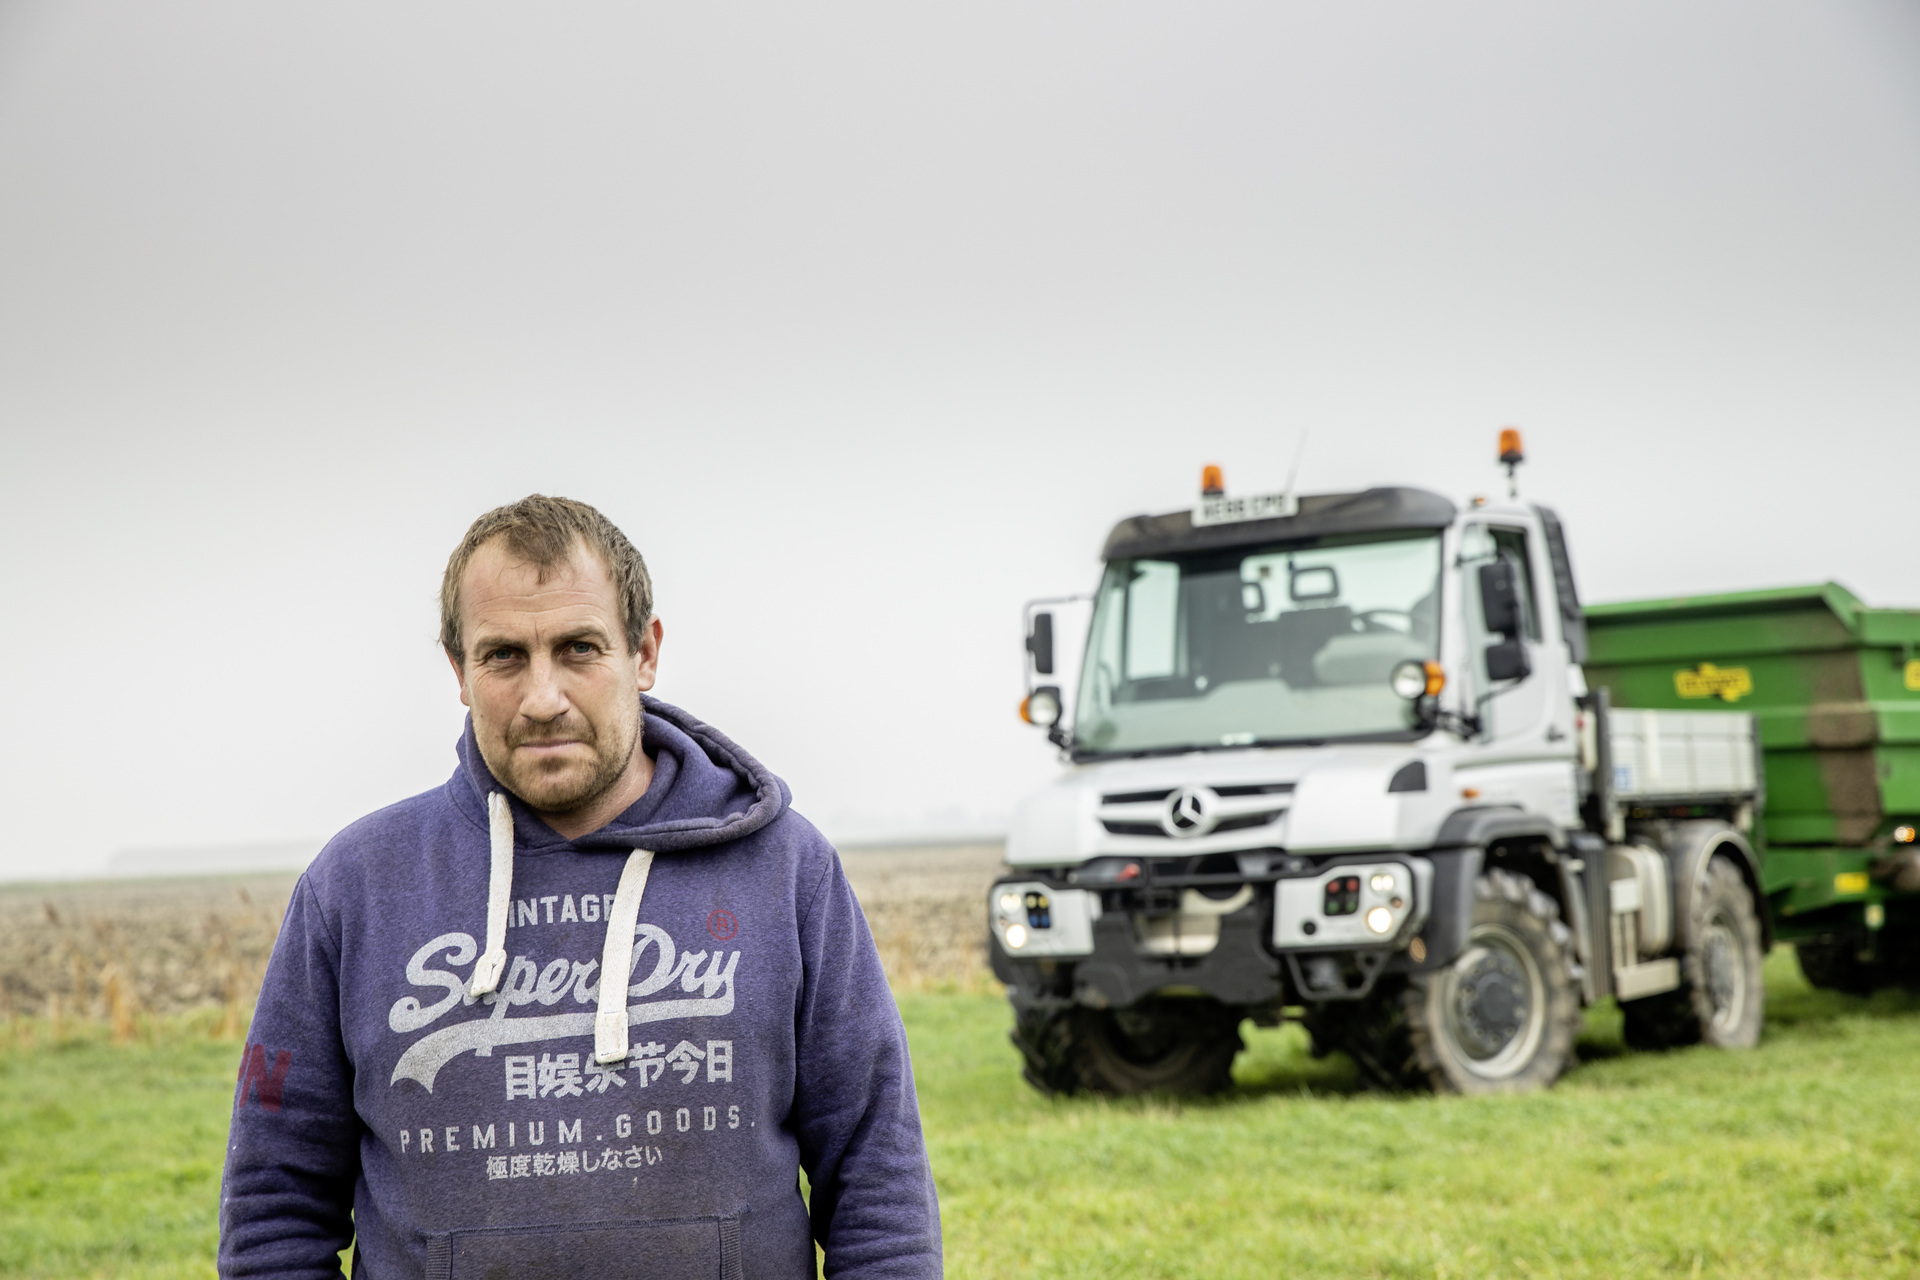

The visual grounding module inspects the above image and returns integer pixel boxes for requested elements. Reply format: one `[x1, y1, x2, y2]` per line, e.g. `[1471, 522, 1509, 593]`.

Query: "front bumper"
[989, 853, 1450, 1010]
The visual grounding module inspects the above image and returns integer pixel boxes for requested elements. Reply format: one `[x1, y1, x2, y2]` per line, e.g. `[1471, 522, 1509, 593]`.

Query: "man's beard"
[485, 712, 638, 816]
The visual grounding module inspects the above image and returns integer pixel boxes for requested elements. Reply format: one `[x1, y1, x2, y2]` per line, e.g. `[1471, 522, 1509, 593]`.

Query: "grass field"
[4, 950, 1919, 1278]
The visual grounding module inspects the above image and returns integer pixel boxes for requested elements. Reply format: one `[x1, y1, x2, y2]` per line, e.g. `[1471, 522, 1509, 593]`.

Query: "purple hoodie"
[219, 697, 941, 1279]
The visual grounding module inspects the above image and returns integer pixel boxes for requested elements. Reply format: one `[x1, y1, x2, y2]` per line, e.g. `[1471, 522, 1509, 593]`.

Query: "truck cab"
[996, 457, 1769, 1095]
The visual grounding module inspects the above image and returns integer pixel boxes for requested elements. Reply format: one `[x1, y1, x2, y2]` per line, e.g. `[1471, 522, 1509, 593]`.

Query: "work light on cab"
[1391, 659, 1446, 700]
[1020, 687, 1062, 728]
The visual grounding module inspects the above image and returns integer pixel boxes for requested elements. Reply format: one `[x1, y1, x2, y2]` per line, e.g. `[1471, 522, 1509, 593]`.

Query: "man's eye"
[488, 648, 517, 663]
[569, 642, 596, 656]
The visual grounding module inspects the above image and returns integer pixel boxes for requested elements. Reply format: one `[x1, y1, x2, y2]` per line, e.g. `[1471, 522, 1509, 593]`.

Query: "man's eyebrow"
[551, 626, 613, 647]
[470, 625, 612, 654]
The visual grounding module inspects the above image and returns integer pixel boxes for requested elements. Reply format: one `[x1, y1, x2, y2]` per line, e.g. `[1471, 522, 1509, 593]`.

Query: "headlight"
[1004, 923, 1029, 949]
[1365, 906, 1394, 934]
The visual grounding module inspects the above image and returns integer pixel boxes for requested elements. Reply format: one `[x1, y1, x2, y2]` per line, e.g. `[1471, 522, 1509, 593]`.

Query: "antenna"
[1281, 431, 1310, 504]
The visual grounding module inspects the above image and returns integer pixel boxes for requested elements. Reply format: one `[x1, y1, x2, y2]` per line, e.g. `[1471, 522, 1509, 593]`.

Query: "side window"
[1489, 528, 1542, 641]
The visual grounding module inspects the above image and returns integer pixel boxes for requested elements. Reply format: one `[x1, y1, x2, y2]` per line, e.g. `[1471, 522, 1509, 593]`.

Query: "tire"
[1306, 869, 1581, 1094]
[1010, 997, 1243, 1096]
[1404, 868, 1583, 1094]
[1622, 857, 1765, 1051]
[1300, 981, 1424, 1091]
[1794, 940, 1873, 994]
[1795, 935, 1920, 995]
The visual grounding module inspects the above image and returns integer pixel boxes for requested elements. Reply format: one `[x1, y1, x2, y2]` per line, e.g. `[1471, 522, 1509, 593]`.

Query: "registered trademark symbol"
[707, 909, 739, 941]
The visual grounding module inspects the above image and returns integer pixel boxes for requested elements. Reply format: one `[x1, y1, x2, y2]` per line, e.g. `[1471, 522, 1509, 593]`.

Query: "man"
[220, 495, 941, 1279]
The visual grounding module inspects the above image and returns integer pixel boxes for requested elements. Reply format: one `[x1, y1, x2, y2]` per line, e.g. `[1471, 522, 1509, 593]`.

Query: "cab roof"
[1101, 486, 1457, 561]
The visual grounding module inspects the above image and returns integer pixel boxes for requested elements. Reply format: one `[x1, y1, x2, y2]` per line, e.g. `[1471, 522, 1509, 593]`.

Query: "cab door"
[1456, 517, 1580, 826]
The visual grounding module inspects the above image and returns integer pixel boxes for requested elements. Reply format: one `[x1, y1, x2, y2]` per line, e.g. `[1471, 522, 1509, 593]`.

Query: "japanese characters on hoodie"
[219, 697, 942, 1279]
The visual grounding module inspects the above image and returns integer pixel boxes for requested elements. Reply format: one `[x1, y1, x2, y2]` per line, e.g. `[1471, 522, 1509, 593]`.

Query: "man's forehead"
[462, 539, 619, 622]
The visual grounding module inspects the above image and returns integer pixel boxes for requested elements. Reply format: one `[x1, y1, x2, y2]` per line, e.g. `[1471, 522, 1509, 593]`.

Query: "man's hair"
[440, 494, 654, 661]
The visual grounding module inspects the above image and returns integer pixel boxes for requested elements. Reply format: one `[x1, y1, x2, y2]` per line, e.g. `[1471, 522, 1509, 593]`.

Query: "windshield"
[1072, 532, 1443, 757]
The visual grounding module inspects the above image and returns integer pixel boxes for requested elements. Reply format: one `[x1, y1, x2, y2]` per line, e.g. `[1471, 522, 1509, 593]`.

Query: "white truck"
[993, 445, 1771, 1094]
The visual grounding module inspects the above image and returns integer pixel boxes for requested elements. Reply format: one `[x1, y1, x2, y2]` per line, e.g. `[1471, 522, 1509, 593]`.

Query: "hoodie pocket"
[423, 1213, 744, 1280]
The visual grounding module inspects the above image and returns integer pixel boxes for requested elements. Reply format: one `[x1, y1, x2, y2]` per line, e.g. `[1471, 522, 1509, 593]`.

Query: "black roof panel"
[1101, 486, 1457, 561]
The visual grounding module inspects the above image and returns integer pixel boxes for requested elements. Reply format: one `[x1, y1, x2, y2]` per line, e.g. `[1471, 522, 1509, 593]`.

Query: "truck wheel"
[1622, 857, 1765, 1050]
[1300, 985, 1423, 1091]
[1402, 869, 1582, 1094]
[1010, 997, 1242, 1096]
[1794, 939, 1875, 995]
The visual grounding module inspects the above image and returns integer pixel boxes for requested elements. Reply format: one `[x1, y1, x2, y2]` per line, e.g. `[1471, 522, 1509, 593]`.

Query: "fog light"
[1004, 924, 1029, 949]
[999, 892, 1021, 913]
[1369, 872, 1395, 893]
[1365, 906, 1393, 934]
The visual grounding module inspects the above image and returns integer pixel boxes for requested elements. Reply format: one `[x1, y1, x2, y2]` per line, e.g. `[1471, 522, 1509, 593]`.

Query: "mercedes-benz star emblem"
[1163, 786, 1215, 838]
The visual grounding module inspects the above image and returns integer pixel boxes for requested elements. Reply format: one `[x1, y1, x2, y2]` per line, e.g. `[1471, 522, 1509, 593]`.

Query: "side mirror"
[1485, 636, 1532, 682]
[1026, 612, 1055, 675]
[1478, 559, 1523, 637]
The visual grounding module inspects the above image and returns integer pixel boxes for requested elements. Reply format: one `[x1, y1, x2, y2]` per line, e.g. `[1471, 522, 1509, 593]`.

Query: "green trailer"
[1585, 583, 1920, 990]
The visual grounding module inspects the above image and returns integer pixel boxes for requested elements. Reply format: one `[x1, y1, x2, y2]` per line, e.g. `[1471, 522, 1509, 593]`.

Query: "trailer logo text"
[1674, 663, 1753, 703]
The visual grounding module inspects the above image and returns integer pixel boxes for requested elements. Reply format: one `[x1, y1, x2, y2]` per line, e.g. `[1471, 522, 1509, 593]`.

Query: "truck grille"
[1096, 782, 1294, 839]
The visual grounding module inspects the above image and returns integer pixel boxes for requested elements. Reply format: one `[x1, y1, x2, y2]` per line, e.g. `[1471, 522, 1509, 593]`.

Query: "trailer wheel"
[1401, 869, 1583, 1094]
[1622, 856, 1765, 1050]
[1794, 940, 1876, 995]
[1010, 997, 1242, 1096]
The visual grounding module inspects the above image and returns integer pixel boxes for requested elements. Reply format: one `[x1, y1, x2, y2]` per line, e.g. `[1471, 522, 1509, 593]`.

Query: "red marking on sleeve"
[237, 1043, 294, 1112]
[706, 909, 739, 942]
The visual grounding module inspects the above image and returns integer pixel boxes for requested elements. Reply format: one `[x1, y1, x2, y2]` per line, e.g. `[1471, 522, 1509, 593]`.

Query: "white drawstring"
[467, 792, 515, 997]
[594, 848, 655, 1064]
[466, 789, 655, 1063]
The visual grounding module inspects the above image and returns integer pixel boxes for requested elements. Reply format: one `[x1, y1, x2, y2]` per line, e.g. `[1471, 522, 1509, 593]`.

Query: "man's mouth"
[515, 739, 586, 754]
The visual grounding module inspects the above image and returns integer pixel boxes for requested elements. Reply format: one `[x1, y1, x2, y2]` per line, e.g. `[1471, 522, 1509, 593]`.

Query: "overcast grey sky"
[2, 1, 1917, 880]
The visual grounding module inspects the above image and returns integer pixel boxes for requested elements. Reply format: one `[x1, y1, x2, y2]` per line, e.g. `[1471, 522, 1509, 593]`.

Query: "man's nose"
[520, 654, 572, 722]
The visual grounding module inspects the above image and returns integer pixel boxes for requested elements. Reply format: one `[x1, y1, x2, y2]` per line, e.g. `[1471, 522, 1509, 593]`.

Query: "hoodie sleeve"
[791, 849, 943, 1279]
[219, 876, 359, 1279]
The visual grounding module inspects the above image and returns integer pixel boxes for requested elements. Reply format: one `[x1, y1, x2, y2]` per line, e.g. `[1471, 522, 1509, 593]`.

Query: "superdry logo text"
[385, 922, 742, 1092]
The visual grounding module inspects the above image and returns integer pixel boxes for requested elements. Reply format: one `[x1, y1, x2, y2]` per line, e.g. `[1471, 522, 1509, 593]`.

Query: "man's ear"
[446, 646, 471, 708]
[633, 617, 664, 693]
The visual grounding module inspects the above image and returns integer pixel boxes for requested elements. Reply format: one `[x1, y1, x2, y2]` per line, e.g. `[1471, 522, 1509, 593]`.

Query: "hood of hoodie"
[451, 694, 790, 857]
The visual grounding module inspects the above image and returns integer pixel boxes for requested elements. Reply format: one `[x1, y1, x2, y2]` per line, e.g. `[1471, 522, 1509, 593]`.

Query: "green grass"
[0, 1011, 239, 1279]
[6, 953, 1920, 1277]
[913, 950, 1920, 1278]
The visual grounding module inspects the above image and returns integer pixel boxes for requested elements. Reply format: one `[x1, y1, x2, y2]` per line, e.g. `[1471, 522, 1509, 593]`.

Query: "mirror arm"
[1418, 697, 1482, 741]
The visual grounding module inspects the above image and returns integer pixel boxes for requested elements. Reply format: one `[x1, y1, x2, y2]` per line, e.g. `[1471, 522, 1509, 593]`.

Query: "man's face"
[449, 538, 661, 815]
